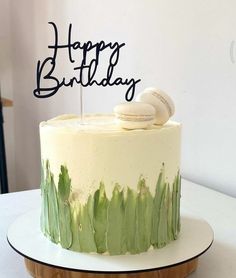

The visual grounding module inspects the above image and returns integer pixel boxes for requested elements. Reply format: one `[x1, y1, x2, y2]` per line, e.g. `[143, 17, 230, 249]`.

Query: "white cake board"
[7, 209, 213, 274]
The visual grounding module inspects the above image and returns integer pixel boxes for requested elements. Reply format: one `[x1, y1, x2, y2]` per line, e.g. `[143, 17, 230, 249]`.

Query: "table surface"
[1, 179, 236, 278]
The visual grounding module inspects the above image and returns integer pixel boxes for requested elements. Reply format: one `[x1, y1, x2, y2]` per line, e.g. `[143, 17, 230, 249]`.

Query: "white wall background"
[0, 0, 15, 191]
[1, 0, 236, 196]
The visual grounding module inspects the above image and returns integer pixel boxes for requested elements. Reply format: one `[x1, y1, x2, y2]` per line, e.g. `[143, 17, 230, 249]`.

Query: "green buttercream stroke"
[151, 165, 165, 247]
[40, 162, 49, 236]
[40, 161, 181, 255]
[70, 204, 81, 251]
[157, 183, 169, 247]
[124, 188, 137, 254]
[58, 166, 72, 248]
[136, 178, 153, 252]
[58, 166, 71, 201]
[172, 173, 181, 238]
[107, 184, 126, 255]
[177, 174, 181, 233]
[47, 163, 60, 243]
[78, 196, 97, 252]
[93, 182, 108, 253]
[167, 184, 174, 241]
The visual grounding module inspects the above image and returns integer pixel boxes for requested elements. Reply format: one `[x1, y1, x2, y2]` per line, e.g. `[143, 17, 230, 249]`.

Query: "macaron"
[114, 102, 155, 130]
[136, 87, 175, 125]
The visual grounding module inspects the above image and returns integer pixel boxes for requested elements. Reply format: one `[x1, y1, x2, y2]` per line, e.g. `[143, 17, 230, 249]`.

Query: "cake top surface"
[40, 113, 180, 134]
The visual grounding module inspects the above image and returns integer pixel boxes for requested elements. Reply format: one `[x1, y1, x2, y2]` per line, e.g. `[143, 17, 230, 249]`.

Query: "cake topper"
[33, 22, 141, 101]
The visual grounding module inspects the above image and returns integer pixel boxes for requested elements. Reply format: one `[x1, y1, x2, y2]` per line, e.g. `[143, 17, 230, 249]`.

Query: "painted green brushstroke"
[136, 178, 153, 252]
[151, 165, 165, 247]
[107, 184, 126, 255]
[93, 182, 108, 253]
[40, 162, 49, 236]
[70, 204, 81, 251]
[172, 173, 181, 239]
[58, 165, 71, 201]
[177, 174, 181, 233]
[78, 196, 97, 252]
[124, 188, 137, 254]
[58, 199, 72, 248]
[40, 161, 181, 255]
[157, 183, 169, 248]
[167, 184, 174, 241]
[58, 166, 72, 248]
[46, 163, 59, 243]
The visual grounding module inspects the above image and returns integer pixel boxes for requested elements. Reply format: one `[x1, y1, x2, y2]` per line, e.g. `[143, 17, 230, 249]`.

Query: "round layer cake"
[39, 114, 181, 255]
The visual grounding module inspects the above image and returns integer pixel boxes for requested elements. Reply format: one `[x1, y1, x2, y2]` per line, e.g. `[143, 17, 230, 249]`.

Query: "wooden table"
[1, 179, 236, 277]
[24, 257, 198, 278]
[1, 97, 13, 107]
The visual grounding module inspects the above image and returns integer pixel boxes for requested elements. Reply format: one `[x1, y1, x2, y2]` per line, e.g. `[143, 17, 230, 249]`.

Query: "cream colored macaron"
[136, 87, 175, 125]
[114, 102, 155, 130]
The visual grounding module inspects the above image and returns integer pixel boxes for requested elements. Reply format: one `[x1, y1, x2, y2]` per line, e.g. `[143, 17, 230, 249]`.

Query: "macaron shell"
[113, 102, 155, 130]
[114, 102, 155, 116]
[136, 92, 169, 125]
[143, 87, 175, 116]
[115, 118, 155, 130]
[153, 105, 170, 125]
[136, 88, 175, 125]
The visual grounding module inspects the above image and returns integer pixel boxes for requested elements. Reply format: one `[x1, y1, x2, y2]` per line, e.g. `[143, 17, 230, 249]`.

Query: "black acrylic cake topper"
[33, 22, 141, 101]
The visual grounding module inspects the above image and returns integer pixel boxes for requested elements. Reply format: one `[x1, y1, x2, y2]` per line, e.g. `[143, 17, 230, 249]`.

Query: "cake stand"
[7, 209, 213, 278]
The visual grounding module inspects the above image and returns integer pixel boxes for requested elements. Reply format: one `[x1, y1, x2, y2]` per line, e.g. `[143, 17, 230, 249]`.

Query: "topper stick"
[80, 84, 84, 124]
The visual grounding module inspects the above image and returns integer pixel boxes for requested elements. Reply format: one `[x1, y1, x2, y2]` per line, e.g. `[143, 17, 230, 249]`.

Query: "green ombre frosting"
[41, 162, 181, 255]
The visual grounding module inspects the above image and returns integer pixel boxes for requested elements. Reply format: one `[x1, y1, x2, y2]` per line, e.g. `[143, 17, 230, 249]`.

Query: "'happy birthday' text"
[33, 22, 141, 101]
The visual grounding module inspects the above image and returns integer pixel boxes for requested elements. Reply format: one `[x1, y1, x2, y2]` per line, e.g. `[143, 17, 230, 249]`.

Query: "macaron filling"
[115, 113, 155, 122]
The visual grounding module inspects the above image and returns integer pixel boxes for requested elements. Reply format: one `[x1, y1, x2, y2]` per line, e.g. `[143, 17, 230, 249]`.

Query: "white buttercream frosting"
[40, 114, 181, 204]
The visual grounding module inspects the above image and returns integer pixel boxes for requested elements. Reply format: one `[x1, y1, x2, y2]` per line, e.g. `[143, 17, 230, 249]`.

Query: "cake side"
[40, 114, 181, 202]
[40, 114, 181, 255]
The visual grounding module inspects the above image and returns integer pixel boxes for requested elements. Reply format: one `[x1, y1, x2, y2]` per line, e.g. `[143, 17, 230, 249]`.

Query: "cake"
[39, 100, 181, 255]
